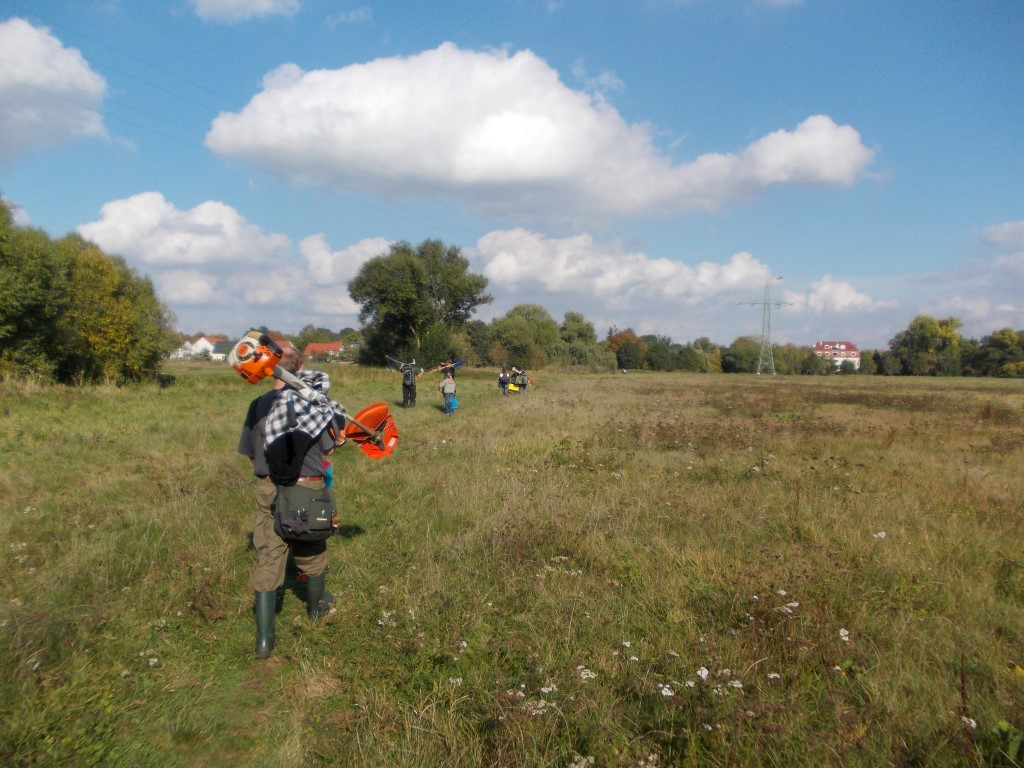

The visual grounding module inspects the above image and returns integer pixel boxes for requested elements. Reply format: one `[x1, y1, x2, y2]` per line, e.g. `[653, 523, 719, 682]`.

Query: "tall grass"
[1, 366, 1022, 766]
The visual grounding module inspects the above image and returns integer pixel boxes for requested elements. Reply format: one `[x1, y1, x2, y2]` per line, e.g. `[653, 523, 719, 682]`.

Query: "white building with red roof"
[813, 340, 861, 369]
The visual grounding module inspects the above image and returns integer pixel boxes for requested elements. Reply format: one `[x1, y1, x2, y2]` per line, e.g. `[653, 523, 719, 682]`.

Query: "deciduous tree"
[0, 203, 174, 382]
[348, 239, 491, 364]
[889, 315, 963, 376]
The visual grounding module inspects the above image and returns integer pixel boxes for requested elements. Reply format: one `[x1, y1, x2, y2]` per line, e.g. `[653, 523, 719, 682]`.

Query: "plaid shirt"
[263, 370, 345, 451]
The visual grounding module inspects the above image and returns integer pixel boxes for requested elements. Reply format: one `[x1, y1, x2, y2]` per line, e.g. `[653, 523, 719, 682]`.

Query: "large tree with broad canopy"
[348, 239, 491, 365]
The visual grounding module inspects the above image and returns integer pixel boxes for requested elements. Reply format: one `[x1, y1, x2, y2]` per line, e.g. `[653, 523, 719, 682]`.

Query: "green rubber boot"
[254, 591, 276, 659]
[305, 573, 334, 621]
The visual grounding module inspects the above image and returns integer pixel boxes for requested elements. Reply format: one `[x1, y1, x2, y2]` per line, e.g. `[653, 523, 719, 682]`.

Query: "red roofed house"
[813, 340, 861, 369]
[303, 342, 344, 359]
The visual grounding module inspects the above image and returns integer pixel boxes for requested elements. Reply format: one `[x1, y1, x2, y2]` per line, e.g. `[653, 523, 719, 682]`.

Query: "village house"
[210, 340, 236, 362]
[303, 341, 345, 360]
[168, 333, 224, 360]
[813, 340, 861, 369]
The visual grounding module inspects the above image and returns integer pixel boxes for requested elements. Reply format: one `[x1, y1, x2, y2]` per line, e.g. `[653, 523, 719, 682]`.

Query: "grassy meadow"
[1, 364, 1023, 767]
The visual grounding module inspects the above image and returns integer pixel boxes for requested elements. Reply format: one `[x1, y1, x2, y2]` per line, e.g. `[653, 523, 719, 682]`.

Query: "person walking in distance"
[401, 358, 421, 408]
[439, 370, 457, 416]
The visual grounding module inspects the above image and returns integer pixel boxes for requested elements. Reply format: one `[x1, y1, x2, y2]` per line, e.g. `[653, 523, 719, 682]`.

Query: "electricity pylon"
[741, 278, 790, 375]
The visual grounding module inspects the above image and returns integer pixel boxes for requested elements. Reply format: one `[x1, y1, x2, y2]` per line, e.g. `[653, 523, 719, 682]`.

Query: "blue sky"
[1, 0, 1022, 349]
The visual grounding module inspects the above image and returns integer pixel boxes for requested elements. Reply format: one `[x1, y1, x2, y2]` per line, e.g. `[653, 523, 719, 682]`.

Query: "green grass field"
[1, 365, 1022, 767]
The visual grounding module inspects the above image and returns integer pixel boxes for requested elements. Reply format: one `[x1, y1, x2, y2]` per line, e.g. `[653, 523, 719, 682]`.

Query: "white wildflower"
[961, 716, 977, 729]
[839, 628, 850, 642]
[696, 667, 710, 681]
[873, 531, 887, 539]
[577, 665, 597, 681]
[524, 699, 547, 716]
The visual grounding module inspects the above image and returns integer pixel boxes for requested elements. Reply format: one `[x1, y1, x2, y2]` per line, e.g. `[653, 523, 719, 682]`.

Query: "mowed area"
[2, 365, 1022, 767]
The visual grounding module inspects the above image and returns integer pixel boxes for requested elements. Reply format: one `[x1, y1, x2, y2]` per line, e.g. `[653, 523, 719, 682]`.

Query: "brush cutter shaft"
[272, 365, 329, 407]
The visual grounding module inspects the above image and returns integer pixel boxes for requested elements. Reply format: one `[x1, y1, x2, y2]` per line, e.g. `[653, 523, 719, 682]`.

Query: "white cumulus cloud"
[473, 229, 770, 306]
[77, 192, 291, 266]
[156, 269, 228, 304]
[299, 234, 391, 285]
[784, 275, 892, 314]
[75, 193, 389, 330]
[189, 0, 300, 22]
[205, 44, 875, 222]
[992, 251, 1024, 277]
[982, 220, 1024, 250]
[0, 18, 106, 161]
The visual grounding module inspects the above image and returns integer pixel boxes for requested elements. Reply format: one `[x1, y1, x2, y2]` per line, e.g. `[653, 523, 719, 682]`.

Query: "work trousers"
[402, 383, 416, 408]
[250, 476, 328, 592]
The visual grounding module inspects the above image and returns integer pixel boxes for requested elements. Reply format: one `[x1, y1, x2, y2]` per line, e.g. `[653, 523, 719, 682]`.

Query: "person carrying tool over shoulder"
[401, 358, 422, 408]
[237, 343, 342, 660]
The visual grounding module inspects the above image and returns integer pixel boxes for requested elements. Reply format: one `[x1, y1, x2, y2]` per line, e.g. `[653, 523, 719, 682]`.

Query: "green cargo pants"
[250, 476, 329, 592]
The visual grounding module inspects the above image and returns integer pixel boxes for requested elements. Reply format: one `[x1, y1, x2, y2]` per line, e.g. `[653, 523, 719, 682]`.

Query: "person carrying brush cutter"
[401, 358, 422, 408]
[237, 343, 343, 660]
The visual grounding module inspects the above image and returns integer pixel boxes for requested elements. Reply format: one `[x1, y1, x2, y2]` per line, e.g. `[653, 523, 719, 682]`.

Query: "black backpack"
[403, 368, 415, 386]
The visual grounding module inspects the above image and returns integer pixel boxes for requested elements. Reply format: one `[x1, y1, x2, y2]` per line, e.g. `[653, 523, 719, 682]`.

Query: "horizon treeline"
[265, 240, 1024, 379]
[3, 212, 1022, 382]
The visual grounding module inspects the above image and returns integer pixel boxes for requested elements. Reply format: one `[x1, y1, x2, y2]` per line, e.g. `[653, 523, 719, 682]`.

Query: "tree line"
[2, 212, 1021, 383]
[0, 201, 176, 383]
[345, 239, 1024, 378]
